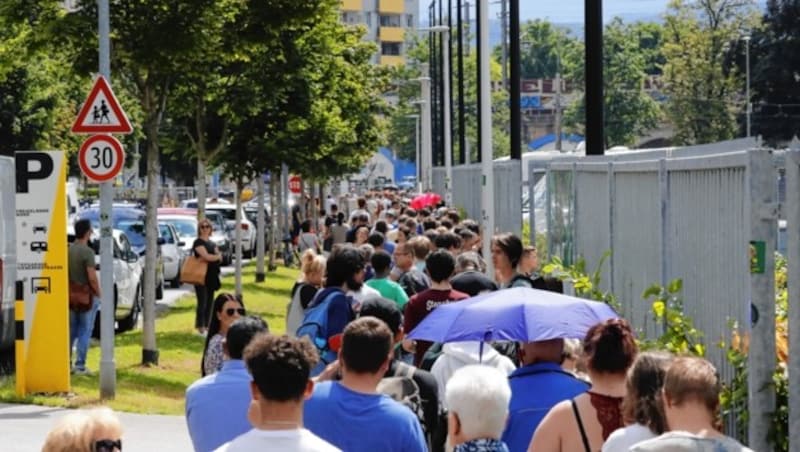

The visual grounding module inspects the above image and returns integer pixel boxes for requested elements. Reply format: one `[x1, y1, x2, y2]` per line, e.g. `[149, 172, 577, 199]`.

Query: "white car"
[158, 221, 185, 287]
[68, 227, 144, 335]
[205, 203, 257, 259]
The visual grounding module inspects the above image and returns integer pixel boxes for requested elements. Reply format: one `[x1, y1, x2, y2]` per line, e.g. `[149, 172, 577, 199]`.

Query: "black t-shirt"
[193, 238, 221, 291]
[450, 270, 498, 297]
[384, 360, 441, 447]
[291, 282, 319, 309]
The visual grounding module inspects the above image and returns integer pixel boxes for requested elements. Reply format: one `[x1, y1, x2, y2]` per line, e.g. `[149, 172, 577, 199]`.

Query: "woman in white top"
[602, 351, 673, 452]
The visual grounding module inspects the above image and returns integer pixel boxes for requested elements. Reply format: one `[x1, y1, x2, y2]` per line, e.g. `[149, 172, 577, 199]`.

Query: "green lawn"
[0, 263, 298, 415]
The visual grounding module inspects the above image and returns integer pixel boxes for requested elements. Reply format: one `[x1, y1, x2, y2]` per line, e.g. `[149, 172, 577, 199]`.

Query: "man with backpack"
[304, 317, 427, 452]
[359, 297, 442, 451]
[297, 245, 364, 376]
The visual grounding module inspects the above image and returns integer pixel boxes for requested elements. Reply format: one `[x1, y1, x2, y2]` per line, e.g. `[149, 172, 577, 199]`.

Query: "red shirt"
[403, 288, 469, 366]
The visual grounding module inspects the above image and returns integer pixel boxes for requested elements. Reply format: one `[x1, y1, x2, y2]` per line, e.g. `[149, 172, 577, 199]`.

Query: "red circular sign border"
[78, 135, 125, 183]
[289, 175, 302, 194]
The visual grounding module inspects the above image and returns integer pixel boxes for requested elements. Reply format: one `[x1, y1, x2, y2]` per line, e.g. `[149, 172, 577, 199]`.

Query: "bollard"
[14, 280, 25, 397]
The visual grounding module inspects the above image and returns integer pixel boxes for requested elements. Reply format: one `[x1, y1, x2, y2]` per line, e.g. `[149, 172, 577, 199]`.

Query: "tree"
[515, 19, 583, 81]
[565, 19, 662, 148]
[661, 0, 760, 145]
[749, 0, 800, 144]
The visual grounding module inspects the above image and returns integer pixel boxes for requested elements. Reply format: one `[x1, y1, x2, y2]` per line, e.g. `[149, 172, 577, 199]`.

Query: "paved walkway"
[0, 403, 193, 451]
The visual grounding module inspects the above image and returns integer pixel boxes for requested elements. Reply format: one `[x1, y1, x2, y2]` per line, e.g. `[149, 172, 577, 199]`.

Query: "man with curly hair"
[215, 334, 339, 451]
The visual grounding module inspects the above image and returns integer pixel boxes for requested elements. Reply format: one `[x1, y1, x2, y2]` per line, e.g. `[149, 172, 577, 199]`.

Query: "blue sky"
[419, 0, 667, 23]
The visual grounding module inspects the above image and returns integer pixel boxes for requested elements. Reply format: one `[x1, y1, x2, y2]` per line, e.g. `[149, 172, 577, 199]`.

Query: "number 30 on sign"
[78, 135, 125, 183]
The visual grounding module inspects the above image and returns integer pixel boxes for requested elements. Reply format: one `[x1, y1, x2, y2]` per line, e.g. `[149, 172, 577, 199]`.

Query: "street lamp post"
[406, 114, 421, 192]
[743, 34, 752, 138]
[423, 26, 453, 206]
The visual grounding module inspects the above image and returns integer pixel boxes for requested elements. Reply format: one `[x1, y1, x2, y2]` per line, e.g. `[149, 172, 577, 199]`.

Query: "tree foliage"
[749, 0, 800, 144]
[661, 0, 760, 145]
[565, 19, 663, 148]
[516, 19, 583, 81]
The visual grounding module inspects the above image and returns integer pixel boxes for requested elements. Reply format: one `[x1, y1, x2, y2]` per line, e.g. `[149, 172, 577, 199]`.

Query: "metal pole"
[787, 150, 800, 452]
[747, 149, 777, 452]
[415, 115, 421, 188]
[475, 0, 482, 163]
[585, 0, 604, 155]
[555, 71, 563, 151]
[97, 0, 115, 400]
[442, 28, 453, 206]
[744, 35, 752, 138]
[479, 0, 494, 277]
[457, 0, 466, 164]
[255, 176, 266, 283]
[509, 0, 521, 160]
[500, 0, 508, 92]
[420, 65, 433, 192]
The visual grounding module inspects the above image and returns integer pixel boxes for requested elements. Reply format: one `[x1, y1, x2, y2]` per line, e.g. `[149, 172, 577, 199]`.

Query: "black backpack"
[377, 362, 427, 432]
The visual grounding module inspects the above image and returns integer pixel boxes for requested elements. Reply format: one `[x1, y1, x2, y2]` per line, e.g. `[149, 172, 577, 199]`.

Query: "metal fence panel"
[667, 167, 748, 377]
[574, 168, 612, 290]
[611, 169, 663, 338]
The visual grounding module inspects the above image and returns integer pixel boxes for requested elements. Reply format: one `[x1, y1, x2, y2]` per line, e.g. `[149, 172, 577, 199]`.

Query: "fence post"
[14, 280, 25, 397]
[747, 149, 777, 451]
[786, 149, 800, 452]
[528, 161, 536, 248]
[607, 161, 615, 294]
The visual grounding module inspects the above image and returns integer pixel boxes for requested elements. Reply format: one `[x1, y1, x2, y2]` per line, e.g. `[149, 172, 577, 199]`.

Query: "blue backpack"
[296, 290, 341, 375]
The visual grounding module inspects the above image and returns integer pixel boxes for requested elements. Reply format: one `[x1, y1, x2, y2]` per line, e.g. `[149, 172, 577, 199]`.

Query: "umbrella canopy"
[409, 192, 442, 210]
[407, 287, 620, 343]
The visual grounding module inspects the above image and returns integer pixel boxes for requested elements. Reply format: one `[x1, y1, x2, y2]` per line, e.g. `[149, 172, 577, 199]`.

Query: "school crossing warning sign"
[71, 75, 133, 135]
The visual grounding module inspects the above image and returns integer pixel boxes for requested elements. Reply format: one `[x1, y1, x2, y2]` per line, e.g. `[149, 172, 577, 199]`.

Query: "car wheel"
[118, 285, 141, 332]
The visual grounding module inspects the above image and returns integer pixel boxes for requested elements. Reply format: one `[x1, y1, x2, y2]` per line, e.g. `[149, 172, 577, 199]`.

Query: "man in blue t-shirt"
[501, 339, 590, 452]
[304, 317, 427, 452]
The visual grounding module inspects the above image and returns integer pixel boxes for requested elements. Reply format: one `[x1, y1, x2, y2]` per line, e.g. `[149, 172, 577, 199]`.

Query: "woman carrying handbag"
[191, 218, 222, 335]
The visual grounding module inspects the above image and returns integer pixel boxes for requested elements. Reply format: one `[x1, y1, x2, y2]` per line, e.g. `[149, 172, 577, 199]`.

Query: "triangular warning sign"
[71, 75, 133, 134]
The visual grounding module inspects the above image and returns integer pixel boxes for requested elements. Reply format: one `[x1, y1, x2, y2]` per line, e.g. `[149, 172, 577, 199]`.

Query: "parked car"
[244, 204, 271, 252]
[158, 221, 185, 287]
[68, 227, 144, 335]
[158, 208, 232, 266]
[76, 207, 165, 299]
[205, 204, 256, 259]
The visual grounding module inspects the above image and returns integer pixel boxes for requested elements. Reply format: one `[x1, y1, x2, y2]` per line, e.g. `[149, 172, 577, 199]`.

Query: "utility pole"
[585, 0, 604, 155]
[555, 71, 563, 151]
[97, 0, 116, 400]
[479, 0, 494, 277]
[743, 34, 752, 138]
[420, 65, 433, 191]
[509, 0, 520, 160]
[500, 0, 508, 91]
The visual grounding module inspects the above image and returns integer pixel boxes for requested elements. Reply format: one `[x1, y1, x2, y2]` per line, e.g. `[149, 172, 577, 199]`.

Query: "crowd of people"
[61, 190, 755, 451]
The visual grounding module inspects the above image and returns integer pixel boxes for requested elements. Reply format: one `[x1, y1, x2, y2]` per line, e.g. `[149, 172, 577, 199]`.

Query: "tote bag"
[180, 255, 208, 286]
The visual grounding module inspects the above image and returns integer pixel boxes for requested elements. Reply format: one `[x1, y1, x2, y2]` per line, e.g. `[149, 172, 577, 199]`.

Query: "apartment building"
[340, 0, 419, 66]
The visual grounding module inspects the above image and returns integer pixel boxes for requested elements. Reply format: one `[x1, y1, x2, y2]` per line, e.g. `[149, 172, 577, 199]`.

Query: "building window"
[407, 14, 414, 27]
[380, 14, 401, 27]
[381, 42, 402, 56]
[365, 12, 372, 26]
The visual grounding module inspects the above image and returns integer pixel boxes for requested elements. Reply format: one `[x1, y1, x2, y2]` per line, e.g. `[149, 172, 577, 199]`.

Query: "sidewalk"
[0, 403, 193, 451]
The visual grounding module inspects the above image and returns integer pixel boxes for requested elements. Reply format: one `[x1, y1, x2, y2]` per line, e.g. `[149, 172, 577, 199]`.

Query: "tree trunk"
[255, 175, 266, 282]
[234, 178, 244, 296]
[142, 120, 161, 365]
[268, 174, 277, 271]
[197, 157, 207, 219]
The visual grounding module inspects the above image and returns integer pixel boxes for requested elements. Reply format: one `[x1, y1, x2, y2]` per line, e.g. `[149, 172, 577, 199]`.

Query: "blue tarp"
[379, 147, 416, 183]
[527, 133, 583, 151]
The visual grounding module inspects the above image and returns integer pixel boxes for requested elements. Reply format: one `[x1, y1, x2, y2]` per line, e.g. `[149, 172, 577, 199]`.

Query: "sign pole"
[98, 0, 116, 399]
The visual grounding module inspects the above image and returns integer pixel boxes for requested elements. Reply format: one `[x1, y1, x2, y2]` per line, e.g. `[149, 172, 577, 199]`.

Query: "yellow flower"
[652, 300, 665, 318]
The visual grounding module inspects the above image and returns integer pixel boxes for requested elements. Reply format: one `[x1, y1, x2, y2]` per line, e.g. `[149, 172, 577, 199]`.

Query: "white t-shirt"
[215, 428, 340, 452]
[602, 423, 656, 452]
[630, 431, 753, 452]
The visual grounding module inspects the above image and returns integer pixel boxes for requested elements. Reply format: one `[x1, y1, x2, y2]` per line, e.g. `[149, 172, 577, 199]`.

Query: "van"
[0, 157, 16, 352]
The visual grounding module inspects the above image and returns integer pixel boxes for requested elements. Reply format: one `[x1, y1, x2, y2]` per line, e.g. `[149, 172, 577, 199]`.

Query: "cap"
[358, 297, 403, 335]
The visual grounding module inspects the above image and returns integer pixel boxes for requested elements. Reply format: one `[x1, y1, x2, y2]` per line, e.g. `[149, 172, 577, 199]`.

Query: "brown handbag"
[180, 255, 208, 286]
[69, 281, 93, 312]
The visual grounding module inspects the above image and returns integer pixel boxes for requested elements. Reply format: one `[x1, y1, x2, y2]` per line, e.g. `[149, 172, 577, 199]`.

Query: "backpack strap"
[395, 361, 416, 379]
[571, 399, 591, 452]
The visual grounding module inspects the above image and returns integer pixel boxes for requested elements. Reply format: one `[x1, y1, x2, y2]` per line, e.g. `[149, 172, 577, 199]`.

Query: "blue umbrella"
[407, 287, 620, 343]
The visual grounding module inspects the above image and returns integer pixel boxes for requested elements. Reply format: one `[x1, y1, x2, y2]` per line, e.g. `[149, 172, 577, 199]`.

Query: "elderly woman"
[42, 407, 123, 452]
[446, 365, 512, 452]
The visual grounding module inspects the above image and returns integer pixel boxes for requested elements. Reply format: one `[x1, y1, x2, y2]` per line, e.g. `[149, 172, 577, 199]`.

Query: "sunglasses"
[93, 439, 122, 452]
[200, 224, 212, 229]
[225, 307, 246, 316]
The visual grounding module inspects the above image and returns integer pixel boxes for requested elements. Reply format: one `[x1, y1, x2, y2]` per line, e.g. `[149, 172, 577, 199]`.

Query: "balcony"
[380, 55, 405, 67]
[342, 0, 361, 12]
[379, 0, 404, 14]
[380, 26, 405, 42]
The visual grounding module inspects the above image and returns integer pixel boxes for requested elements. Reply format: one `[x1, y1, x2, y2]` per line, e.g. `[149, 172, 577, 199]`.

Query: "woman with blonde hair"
[286, 249, 326, 335]
[42, 406, 122, 452]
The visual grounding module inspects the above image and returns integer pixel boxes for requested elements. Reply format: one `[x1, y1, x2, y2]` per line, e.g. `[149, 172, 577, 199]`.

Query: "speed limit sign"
[78, 134, 125, 183]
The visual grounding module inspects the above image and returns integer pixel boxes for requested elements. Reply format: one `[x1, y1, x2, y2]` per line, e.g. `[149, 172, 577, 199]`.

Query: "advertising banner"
[15, 151, 69, 392]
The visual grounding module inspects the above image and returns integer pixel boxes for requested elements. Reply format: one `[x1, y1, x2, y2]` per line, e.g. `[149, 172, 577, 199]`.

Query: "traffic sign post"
[78, 135, 125, 183]
[289, 175, 302, 194]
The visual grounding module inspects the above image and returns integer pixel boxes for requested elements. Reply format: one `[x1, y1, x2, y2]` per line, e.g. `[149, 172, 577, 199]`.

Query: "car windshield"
[116, 220, 146, 249]
[206, 207, 236, 221]
[165, 218, 197, 238]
